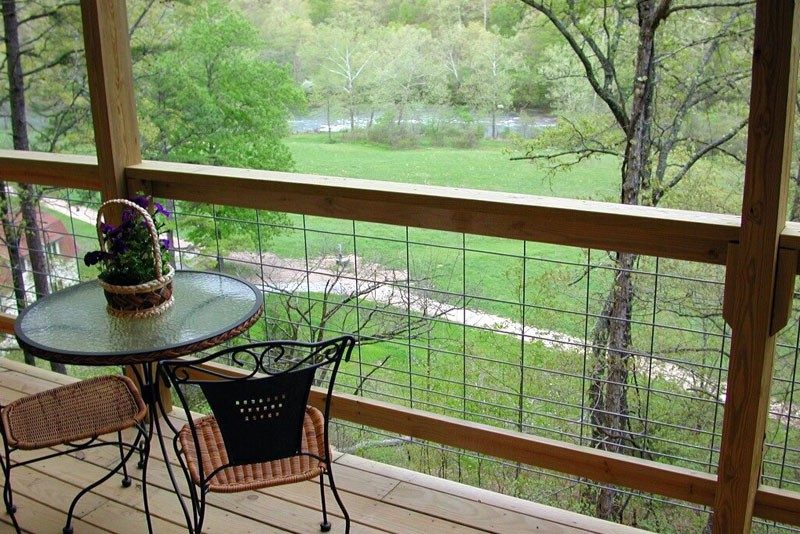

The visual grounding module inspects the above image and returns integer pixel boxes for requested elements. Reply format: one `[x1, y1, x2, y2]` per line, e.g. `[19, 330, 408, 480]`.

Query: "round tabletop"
[14, 270, 263, 365]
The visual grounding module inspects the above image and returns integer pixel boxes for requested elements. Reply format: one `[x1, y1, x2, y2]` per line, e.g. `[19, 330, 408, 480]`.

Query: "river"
[290, 108, 556, 139]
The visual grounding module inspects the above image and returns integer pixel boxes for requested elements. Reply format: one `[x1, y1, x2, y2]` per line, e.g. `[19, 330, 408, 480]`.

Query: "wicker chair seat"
[179, 405, 327, 493]
[0, 375, 147, 450]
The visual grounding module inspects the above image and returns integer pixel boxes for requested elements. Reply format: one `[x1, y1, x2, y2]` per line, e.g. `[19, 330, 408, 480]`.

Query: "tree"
[458, 23, 519, 138]
[432, 0, 499, 28]
[790, 97, 800, 222]
[374, 25, 448, 124]
[517, 0, 752, 521]
[258, 242, 466, 388]
[19, 1, 159, 156]
[307, 0, 334, 24]
[0, 0, 79, 374]
[302, 22, 377, 132]
[439, 24, 469, 102]
[232, 0, 314, 81]
[134, 1, 305, 268]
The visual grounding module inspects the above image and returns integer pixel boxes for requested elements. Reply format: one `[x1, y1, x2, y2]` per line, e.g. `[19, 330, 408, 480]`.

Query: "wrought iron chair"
[159, 336, 355, 534]
[0, 374, 148, 534]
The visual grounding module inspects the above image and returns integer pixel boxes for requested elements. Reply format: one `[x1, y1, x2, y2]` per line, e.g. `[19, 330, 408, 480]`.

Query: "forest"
[1, 1, 792, 532]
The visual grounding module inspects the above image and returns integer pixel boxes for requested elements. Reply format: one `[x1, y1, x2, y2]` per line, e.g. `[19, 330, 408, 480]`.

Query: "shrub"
[421, 120, 483, 149]
[366, 121, 421, 149]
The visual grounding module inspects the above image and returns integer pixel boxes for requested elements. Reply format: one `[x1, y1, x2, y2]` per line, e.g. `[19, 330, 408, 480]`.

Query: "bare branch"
[129, 0, 157, 38]
[520, 0, 630, 130]
[654, 117, 748, 204]
[17, 2, 78, 26]
[667, 1, 754, 17]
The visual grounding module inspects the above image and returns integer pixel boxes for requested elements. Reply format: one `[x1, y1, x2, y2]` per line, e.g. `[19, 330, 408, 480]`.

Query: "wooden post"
[80, 0, 140, 201]
[80, 1, 172, 411]
[714, 2, 800, 532]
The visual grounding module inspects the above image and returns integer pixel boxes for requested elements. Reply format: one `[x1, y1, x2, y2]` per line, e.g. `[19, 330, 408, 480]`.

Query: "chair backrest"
[160, 336, 355, 467]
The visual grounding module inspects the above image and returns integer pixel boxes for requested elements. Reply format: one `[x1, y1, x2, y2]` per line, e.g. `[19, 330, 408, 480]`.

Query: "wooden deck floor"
[0, 359, 650, 533]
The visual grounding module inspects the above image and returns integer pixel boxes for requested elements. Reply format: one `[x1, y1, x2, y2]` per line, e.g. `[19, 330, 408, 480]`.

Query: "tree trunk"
[326, 95, 332, 141]
[586, 1, 660, 520]
[588, 251, 637, 519]
[19, 185, 49, 300]
[0, 184, 31, 365]
[2, 0, 65, 374]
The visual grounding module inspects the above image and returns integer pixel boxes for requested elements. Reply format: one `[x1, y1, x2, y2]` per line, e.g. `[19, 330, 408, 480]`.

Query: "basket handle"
[96, 198, 165, 282]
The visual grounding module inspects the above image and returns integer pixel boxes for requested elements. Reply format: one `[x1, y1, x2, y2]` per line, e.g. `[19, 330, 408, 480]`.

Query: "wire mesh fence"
[1, 184, 799, 530]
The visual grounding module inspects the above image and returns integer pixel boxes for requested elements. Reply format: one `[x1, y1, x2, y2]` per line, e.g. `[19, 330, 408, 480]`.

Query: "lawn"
[272, 134, 623, 336]
[286, 134, 621, 201]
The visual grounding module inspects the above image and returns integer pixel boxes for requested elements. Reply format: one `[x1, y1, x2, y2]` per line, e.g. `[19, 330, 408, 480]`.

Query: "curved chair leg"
[179, 458, 206, 534]
[327, 463, 350, 534]
[318, 472, 330, 532]
[137, 426, 153, 534]
[137, 440, 147, 469]
[62, 439, 141, 534]
[171, 438, 199, 533]
[194, 488, 207, 534]
[1, 455, 20, 534]
[117, 431, 132, 488]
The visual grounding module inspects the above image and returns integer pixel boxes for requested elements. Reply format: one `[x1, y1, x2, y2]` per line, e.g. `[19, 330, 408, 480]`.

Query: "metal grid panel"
[164, 198, 731, 529]
[7, 188, 800, 530]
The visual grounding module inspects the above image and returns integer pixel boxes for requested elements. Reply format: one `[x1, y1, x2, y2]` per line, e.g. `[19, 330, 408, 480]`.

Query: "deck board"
[0, 359, 651, 533]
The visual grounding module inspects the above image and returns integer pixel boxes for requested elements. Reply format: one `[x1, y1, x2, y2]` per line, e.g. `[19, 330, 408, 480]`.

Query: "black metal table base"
[129, 363, 193, 534]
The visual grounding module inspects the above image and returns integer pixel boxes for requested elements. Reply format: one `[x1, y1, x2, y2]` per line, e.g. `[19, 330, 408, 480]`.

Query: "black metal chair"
[159, 336, 355, 534]
[0, 374, 148, 534]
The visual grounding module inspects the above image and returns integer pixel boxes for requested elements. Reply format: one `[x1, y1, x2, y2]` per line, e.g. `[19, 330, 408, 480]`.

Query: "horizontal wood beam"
[14, 152, 800, 273]
[306, 388, 718, 507]
[186, 360, 720, 508]
[315, 388, 800, 526]
[779, 221, 800, 248]
[755, 486, 800, 525]
[0, 313, 14, 334]
[128, 160, 740, 265]
[0, 150, 99, 190]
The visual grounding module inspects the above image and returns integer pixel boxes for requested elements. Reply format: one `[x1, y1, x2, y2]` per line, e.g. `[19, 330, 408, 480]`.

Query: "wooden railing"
[0, 150, 799, 525]
[0, 1, 793, 531]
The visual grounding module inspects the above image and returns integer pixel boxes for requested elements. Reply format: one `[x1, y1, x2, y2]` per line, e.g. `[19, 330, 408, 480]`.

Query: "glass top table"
[14, 270, 263, 365]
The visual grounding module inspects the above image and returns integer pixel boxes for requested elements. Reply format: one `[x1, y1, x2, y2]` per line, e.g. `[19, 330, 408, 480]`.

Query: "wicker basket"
[96, 198, 174, 319]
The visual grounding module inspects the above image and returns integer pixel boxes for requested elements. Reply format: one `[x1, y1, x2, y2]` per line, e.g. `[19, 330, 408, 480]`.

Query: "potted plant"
[84, 195, 174, 318]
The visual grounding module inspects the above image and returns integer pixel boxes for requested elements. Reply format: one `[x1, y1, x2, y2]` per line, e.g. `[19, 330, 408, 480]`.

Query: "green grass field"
[286, 134, 622, 200]
[272, 134, 623, 335]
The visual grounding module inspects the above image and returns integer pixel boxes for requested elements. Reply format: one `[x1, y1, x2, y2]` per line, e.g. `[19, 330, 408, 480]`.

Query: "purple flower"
[91, 194, 172, 284]
[131, 195, 150, 209]
[110, 236, 128, 253]
[155, 202, 171, 218]
[84, 250, 109, 266]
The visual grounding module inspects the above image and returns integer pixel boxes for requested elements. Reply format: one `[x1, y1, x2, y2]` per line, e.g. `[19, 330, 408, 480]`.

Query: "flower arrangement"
[84, 195, 172, 286]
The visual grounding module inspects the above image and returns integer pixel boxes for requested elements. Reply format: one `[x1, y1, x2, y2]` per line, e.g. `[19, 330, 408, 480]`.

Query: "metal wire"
[9, 189, 800, 530]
